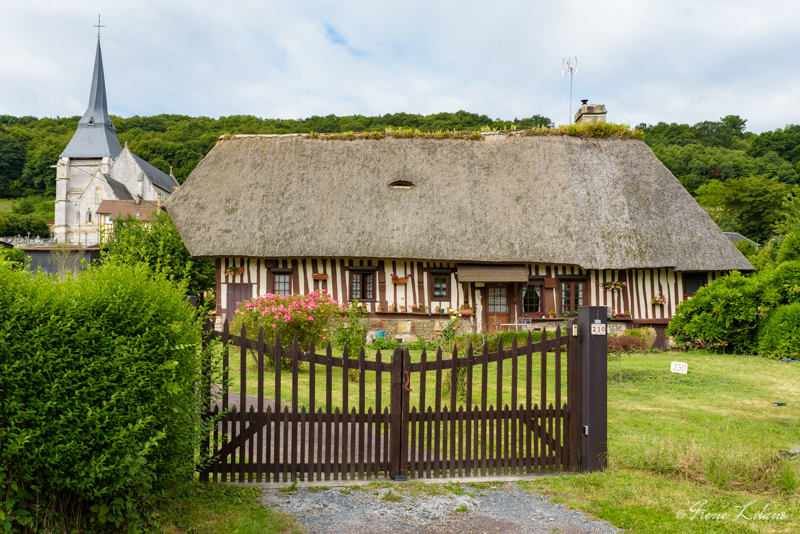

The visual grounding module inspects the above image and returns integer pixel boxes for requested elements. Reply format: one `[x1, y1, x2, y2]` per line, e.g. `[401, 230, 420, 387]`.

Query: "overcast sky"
[2, 0, 799, 133]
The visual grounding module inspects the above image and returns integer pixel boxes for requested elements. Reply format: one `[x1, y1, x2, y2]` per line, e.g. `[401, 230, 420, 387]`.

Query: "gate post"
[389, 347, 404, 479]
[576, 306, 608, 472]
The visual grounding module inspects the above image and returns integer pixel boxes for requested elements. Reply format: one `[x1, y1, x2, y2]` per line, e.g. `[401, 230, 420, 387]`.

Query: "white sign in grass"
[670, 361, 688, 374]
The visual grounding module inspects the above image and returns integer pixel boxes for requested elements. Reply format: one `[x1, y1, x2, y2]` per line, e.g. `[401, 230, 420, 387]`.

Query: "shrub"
[332, 301, 367, 356]
[607, 334, 649, 354]
[758, 303, 800, 357]
[103, 211, 215, 299]
[667, 261, 800, 350]
[667, 271, 764, 350]
[0, 212, 51, 237]
[0, 260, 204, 532]
[230, 290, 346, 364]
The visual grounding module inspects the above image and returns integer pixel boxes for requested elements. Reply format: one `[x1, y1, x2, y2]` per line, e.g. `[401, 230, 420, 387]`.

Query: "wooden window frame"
[429, 268, 452, 302]
[348, 266, 378, 302]
[558, 276, 588, 314]
[683, 272, 707, 297]
[270, 267, 293, 296]
[521, 277, 544, 314]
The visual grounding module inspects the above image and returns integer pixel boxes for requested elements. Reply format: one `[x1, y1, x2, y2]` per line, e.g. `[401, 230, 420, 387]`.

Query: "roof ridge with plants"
[220, 122, 644, 142]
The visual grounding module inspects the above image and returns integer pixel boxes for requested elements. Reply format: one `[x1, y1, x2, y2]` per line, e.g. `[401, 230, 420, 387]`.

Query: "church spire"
[60, 29, 123, 159]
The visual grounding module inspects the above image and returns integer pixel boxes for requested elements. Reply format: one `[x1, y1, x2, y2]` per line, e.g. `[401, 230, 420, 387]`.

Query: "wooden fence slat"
[316, 407, 324, 482]
[449, 345, 458, 478]
[525, 332, 533, 474]
[264, 406, 272, 482]
[367, 407, 374, 478]
[496, 338, 503, 475]
[511, 336, 518, 474]
[426, 406, 433, 478]
[342, 346, 349, 479]
[418, 349, 427, 478]
[555, 328, 563, 471]
[359, 347, 366, 480]
[282, 406, 289, 482]
[409, 407, 417, 477]
[308, 341, 316, 481]
[465, 343, 473, 477]
[350, 407, 357, 481]
[325, 343, 333, 481]
[434, 347, 442, 478]
[212, 404, 219, 483]
[291, 337, 299, 481]
[333, 407, 340, 480]
[375, 349, 383, 476]
[480, 342, 488, 476]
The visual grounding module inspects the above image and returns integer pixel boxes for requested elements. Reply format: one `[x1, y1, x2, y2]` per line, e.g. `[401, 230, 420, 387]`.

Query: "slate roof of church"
[131, 153, 180, 193]
[61, 40, 123, 159]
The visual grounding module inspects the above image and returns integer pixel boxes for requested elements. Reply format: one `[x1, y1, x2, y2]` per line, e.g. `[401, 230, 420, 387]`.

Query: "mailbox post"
[577, 306, 608, 472]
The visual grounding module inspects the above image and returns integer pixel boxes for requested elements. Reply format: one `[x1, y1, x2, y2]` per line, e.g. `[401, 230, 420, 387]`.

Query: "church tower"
[54, 30, 178, 245]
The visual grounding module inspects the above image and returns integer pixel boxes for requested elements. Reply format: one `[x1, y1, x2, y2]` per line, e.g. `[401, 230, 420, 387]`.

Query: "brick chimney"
[574, 100, 607, 124]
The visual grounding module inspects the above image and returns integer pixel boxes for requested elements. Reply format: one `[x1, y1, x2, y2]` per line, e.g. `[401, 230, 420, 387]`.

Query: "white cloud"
[1, 0, 798, 132]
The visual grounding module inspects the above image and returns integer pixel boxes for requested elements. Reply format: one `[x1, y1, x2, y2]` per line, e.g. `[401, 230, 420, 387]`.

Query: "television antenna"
[562, 57, 578, 124]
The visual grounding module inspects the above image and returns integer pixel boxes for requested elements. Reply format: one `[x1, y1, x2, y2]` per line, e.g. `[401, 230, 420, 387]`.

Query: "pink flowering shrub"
[230, 290, 346, 354]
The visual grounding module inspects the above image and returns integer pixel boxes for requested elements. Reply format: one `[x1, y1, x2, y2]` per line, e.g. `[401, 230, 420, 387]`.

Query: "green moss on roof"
[220, 122, 644, 142]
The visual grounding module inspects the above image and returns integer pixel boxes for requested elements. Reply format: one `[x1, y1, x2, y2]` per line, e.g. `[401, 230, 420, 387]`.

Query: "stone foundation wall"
[367, 317, 474, 343]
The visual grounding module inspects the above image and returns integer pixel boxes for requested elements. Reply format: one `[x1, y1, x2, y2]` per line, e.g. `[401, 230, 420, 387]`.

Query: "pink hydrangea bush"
[230, 290, 346, 353]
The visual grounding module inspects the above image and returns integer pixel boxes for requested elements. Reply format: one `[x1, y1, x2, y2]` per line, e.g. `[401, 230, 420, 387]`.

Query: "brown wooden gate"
[200, 319, 585, 482]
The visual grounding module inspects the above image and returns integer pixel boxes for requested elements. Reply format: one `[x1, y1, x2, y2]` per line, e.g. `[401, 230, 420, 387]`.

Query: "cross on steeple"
[94, 14, 104, 39]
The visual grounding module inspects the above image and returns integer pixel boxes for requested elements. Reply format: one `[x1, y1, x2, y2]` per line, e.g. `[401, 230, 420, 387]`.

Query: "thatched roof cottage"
[166, 126, 752, 345]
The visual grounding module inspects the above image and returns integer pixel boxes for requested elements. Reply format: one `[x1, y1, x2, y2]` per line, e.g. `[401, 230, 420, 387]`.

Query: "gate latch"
[404, 371, 412, 392]
[583, 425, 589, 436]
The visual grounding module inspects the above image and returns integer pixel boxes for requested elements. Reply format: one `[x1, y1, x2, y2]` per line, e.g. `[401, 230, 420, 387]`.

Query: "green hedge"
[758, 303, 800, 357]
[0, 261, 204, 532]
[667, 261, 800, 351]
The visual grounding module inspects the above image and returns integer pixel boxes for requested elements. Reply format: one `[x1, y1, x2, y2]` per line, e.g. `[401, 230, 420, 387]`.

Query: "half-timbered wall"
[216, 257, 725, 325]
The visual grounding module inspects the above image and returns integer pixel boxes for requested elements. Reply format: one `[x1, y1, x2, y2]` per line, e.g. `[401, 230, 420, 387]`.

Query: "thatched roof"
[166, 132, 753, 272]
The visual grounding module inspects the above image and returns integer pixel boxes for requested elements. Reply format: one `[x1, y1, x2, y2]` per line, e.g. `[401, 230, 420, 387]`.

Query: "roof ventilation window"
[88, 117, 94, 125]
[389, 180, 414, 190]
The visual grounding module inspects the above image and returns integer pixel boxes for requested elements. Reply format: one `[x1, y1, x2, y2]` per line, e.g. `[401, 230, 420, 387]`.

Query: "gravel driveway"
[260, 481, 622, 533]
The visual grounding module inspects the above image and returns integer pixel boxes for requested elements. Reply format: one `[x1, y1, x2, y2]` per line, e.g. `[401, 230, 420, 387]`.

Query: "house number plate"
[670, 362, 688, 374]
[590, 324, 606, 336]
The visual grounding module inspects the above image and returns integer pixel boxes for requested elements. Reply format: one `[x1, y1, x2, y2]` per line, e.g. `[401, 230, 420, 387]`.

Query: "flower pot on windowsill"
[376, 306, 385, 312]
[387, 306, 396, 313]
[547, 313, 555, 319]
[392, 278, 409, 284]
[411, 307, 426, 314]
[312, 274, 328, 280]
[459, 309, 473, 316]
[613, 314, 631, 320]
[237, 267, 244, 275]
[399, 307, 407, 313]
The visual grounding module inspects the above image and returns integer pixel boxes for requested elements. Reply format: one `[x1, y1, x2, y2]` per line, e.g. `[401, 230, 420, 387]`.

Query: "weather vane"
[94, 14, 105, 39]
[562, 57, 578, 124]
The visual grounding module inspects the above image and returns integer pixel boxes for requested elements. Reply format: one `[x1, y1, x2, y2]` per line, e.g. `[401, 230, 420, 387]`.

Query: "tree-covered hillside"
[0, 111, 551, 196]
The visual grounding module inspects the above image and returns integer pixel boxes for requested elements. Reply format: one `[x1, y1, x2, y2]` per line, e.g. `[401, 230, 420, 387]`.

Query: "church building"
[54, 38, 178, 245]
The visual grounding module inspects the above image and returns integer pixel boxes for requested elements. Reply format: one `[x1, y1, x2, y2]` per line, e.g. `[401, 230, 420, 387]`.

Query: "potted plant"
[376, 304, 385, 312]
[399, 305, 407, 312]
[391, 273, 411, 284]
[564, 311, 578, 317]
[411, 304, 427, 313]
[388, 302, 396, 313]
[223, 266, 240, 277]
[612, 309, 631, 319]
[651, 292, 666, 305]
[547, 310, 555, 318]
[459, 304, 474, 316]
[597, 280, 627, 292]
[312, 273, 328, 280]
[532, 311, 543, 318]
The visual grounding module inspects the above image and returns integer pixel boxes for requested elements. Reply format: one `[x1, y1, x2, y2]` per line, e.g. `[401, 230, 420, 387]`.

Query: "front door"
[487, 285, 509, 333]
[225, 283, 253, 322]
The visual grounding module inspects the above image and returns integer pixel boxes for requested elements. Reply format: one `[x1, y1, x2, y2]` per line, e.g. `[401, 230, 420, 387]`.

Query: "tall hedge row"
[0, 261, 205, 532]
[667, 260, 800, 352]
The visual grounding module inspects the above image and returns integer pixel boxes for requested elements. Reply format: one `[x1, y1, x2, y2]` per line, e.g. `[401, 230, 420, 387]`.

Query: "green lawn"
[222, 344, 570, 413]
